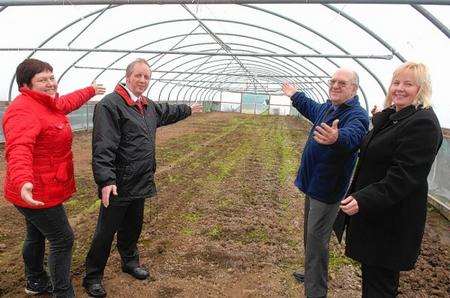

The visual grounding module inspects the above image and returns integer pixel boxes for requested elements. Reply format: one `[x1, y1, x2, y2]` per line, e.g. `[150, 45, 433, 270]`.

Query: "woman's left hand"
[340, 195, 359, 215]
[92, 82, 106, 95]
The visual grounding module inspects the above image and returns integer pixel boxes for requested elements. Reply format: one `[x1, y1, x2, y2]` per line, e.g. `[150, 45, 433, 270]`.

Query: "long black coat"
[338, 105, 442, 271]
[92, 84, 191, 202]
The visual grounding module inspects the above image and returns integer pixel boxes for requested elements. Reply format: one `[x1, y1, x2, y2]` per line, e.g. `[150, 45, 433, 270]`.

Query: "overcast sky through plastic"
[0, 3, 448, 127]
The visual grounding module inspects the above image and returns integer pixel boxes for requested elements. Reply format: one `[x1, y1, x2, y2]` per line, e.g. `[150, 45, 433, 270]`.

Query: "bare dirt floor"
[0, 112, 448, 297]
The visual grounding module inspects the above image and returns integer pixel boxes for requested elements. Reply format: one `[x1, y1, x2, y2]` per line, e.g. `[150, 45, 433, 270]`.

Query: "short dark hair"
[125, 58, 150, 78]
[16, 58, 53, 89]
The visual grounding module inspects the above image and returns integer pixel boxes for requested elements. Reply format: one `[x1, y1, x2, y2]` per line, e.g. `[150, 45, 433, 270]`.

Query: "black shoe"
[293, 271, 305, 283]
[121, 266, 149, 280]
[83, 282, 107, 297]
[25, 279, 52, 295]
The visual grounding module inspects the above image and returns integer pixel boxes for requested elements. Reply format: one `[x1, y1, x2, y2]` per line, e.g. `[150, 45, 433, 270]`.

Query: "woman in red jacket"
[3, 58, 105, 297]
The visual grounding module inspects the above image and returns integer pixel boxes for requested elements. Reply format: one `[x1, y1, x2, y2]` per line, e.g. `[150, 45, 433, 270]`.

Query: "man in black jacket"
[83, 58, 202, 297]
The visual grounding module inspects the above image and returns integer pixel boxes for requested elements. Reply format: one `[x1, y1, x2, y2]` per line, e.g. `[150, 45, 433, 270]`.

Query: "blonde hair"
[384, 62, 432, 109]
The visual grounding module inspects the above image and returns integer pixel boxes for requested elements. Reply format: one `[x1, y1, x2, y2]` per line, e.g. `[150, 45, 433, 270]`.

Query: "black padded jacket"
[92, 84, 191, 203]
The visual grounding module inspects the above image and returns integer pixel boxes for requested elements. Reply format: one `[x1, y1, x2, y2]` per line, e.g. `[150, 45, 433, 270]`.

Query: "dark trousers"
[16, 204, 75, 298]
[303, 196, 340, 298]
[84, 198, 145, 284]
[362, 264, 399, 298]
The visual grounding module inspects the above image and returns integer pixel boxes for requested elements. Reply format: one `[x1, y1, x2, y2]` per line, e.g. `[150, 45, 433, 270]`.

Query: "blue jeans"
[16, 204, 75, 298]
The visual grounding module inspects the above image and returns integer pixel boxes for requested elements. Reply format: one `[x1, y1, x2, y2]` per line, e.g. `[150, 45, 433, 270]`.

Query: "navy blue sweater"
[292, 92, 369, 204]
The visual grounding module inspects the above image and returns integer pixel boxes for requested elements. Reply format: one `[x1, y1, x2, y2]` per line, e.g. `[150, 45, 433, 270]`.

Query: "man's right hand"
[101, 184, 118, 208]
[281, 83, 297, 97]
[190, 102, 203, 113]
[21, 182, 44, 207]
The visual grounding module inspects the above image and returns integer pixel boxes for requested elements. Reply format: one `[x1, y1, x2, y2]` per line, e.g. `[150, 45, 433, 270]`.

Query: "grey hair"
[352, 71, 359, 88]
[125, 58, 150, 77]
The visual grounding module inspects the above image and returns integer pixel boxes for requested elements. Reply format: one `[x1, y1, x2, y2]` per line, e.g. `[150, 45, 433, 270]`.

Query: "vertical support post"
[240, 93, 243, 114]
[86, 104, 89, 130]
[220, 91, 223, 112]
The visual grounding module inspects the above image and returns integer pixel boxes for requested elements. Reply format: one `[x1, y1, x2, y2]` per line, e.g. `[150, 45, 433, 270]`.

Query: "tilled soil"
[0, 112, 448, 297]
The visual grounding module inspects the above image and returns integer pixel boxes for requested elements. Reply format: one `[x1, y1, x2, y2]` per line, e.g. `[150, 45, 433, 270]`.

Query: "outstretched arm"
[56, 83, 105, 114]
[314, 111, 369, 154]
[282, 83, 322, 123]
[156, 102, 192, 127]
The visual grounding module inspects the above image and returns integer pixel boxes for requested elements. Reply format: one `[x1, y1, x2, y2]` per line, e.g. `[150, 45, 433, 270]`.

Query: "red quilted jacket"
[3, 86, 95, 209]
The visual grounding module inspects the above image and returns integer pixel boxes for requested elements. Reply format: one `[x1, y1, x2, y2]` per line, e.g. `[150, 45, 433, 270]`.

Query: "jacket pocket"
[118, 165, 133, 178]
[311, 163, 340, 197]
[40, 172, 57, 184]
[45, 122, 67, 136]
[55, 162, 73, 182]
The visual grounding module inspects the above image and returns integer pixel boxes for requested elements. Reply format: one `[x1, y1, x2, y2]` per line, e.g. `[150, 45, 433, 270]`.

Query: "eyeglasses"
[34, 77, 56, 84]
[328, 79, 353, 88]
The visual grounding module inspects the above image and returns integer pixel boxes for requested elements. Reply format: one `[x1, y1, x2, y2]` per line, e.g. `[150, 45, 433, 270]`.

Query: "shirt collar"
[389, 105, 419, 121]
[326, 95, 360, 109]
[115, 83, 148, 107]
[123, 84, 140, 102]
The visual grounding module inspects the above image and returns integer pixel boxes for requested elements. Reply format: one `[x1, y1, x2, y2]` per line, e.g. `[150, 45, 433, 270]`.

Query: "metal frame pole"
[0, 1, 449, 6]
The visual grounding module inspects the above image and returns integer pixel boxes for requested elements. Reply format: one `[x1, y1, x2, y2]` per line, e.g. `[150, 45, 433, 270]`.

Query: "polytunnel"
[0, 1, 448, 115]
[0, 1, 448, 212]
[0, 0, 448, 297]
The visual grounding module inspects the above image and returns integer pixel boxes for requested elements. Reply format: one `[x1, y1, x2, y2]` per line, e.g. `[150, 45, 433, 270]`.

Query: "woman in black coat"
[338, 62, 443, 297]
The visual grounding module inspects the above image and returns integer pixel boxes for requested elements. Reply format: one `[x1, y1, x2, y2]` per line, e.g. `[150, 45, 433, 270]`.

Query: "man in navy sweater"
[282, 68, 369, 298]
